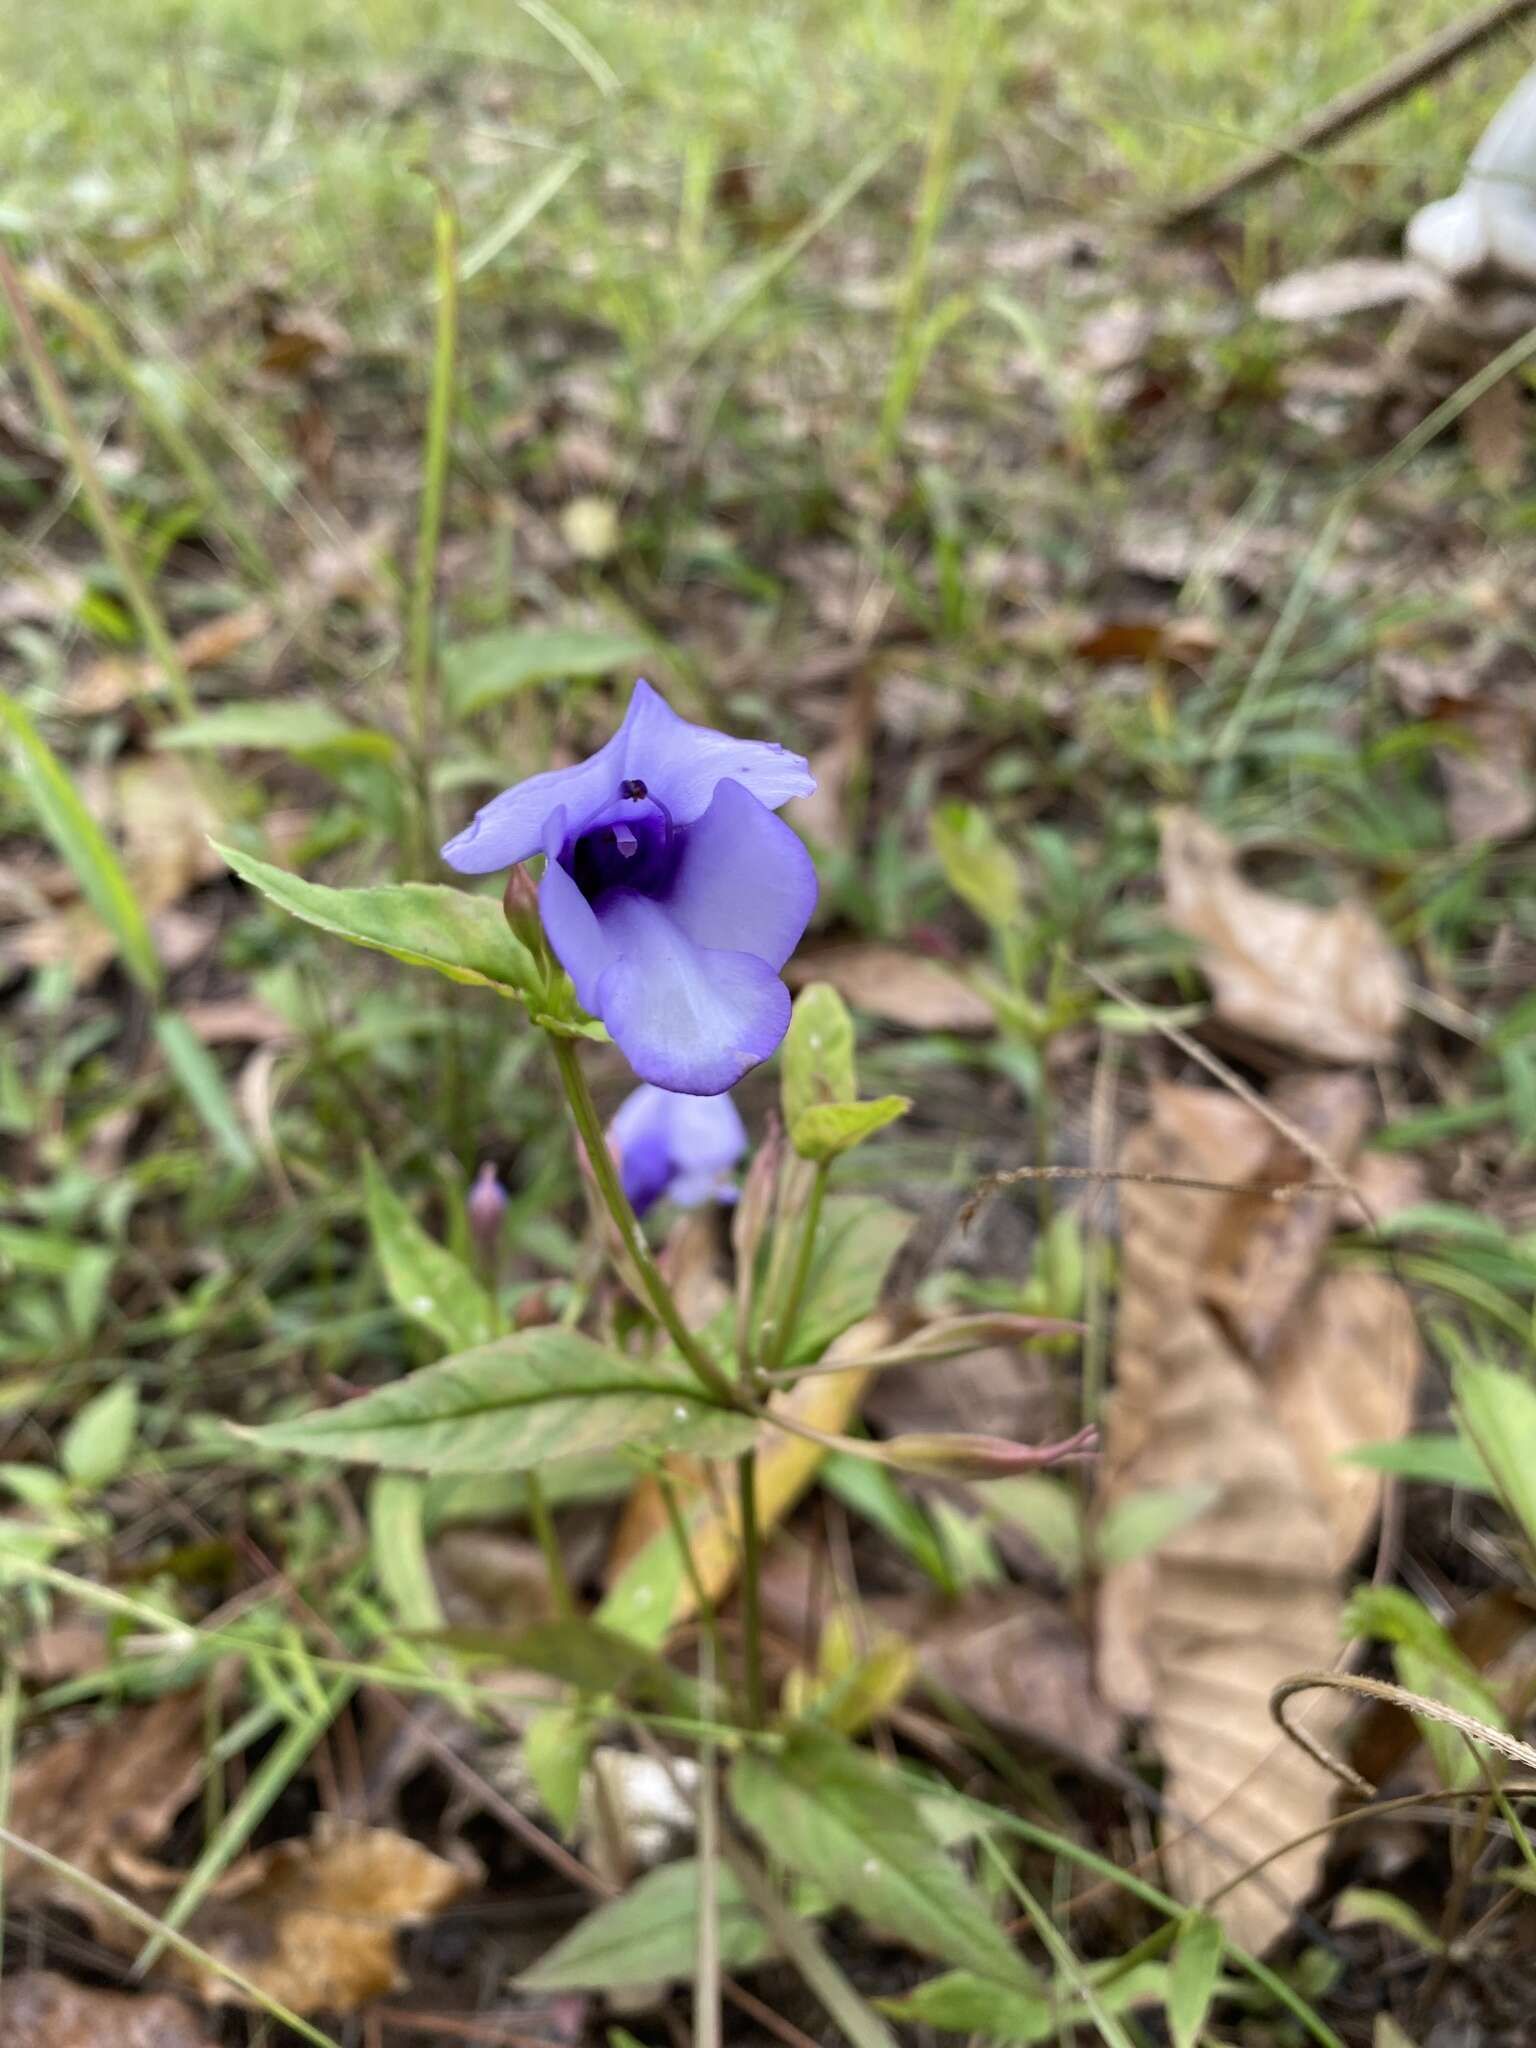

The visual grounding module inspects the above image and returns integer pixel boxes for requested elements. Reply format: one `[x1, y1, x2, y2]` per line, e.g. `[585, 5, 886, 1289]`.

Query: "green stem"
[406, 182, 459, 860]
[525, 1471, 576, 1621]
[656, 1467, 729, 1698]
[549, 1035, 740, 1409]
[736, 1451, 765, 1730]
[0, 242, 194, 723]
[481, 1222, 573, 1620]
[764, 1161, 828, 1375]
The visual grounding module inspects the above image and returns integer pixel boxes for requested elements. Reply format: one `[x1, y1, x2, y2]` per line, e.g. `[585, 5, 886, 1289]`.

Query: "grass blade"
[153, 1012, 257, 1173]
[0, 693, 161, 994]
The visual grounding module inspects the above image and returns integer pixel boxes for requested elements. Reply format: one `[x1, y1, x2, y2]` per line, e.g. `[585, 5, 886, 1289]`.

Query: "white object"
[1408, 66, 1536, 284]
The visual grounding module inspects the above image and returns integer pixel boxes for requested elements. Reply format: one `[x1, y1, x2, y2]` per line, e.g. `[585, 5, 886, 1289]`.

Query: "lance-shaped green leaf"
[421, 1617, 698, 1714]
[880, 1961, 1169, 2041]
[60, 1381, 139, 1490]
[444, 626, 654, 718]
[523, 1703, 589, 1833]
[930, 801, 1021, 931]
[1454, 1361, 1536, 1557]
[362, 1151, 495, 1353]
[217, 842, 539, 1000]
[786, 1196, 910, 1368]
[1167, 1912, 1223, 2048]
[520, 1859, 772, 1989]
[239, 1327, 753, 1473]
[158, 700, 386, 756]
[791, 1094, 910, 1162]
[781, 982, 856, 1132]
[730, 1729, 1038, 1991]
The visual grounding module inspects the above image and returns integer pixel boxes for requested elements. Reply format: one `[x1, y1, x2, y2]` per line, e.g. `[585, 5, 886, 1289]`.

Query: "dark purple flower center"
[562, 785, 682, 906]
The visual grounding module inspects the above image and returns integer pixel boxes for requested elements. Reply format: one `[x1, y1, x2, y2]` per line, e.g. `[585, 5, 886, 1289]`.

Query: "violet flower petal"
[536, 808, 614, 1011]
[663, 777, 817, 972]
[620, 679, 815, 824]
[594, 895, 789, 1096]
[441, 722, 631, 875]
[441, 679, 813, 874]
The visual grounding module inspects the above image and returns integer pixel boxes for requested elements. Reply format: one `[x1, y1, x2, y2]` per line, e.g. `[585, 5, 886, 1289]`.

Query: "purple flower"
[442, 680, 817, 1094]
[608, 1083, 748, 1218]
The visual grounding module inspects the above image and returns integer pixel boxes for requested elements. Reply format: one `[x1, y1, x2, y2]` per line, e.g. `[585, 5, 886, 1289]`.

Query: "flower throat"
[565, 781, 681, 904]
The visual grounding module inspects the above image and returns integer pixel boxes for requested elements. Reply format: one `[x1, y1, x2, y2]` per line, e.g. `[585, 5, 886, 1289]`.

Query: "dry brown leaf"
[431, 1529, 556, 1634]
[1267, 1268, 1420, 1568]
[1100, 1269, 1344, 1949]
[1338, 1150, 1428, 1230]
[607, 1312, 892, 1625]
[1099, 1081, 1419, 1950]
[1160, 808, 1407, 1063]
[4, 1688, 210, 1908]
[864, 1342, 1056, 1449]
[786, 942, 993, 1033]
[1074, 616, 1219, 667]
[1381, 640, 1536, 845]
[758, 1548, 1120, 1767]
[258, 306, 350, 379]
[170, 1821, 474, 2014]
[1461, 374, 1526, 492]
[11, 1622, 109, 1686]
[1199, 1071, 1371, 1362]
[65, 602, 272, 714]
[881, 1590, 1122, 1769]
[1440, 702, 1536, 844]
[180, 996, 295, 1045]
[0, 1972, 215, 2048]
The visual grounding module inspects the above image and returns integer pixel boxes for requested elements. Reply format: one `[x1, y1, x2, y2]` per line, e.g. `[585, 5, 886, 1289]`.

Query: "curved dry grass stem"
[1271, 1670, 1536, 1797]
[960, 1161, 1334, 1229]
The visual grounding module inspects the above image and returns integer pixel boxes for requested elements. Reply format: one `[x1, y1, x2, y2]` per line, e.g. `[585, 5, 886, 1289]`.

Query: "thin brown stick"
[376, 2016, 570, 2046]
[1080, 961, 1378, 1225]
[960, 1161, 1334, 1229]
[1271, 1670, 1536, 1796]
[1162, 0, 1536, 228]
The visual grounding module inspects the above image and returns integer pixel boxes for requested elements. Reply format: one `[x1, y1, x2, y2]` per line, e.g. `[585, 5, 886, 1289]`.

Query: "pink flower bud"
[467, 1161, 508, 1247]
[502, 864, 543, 954]
[876, 1422, 1099, 1481]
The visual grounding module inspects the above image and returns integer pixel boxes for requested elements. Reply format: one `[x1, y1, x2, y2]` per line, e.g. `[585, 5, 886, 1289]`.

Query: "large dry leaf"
[1160, 809, 1407, 1064]
[1099, 1082, 1419, 1950]
[1441, 704, 1536, 843]
[786, 942, 993, 1033]
[1099, 1308, 1344, 1949]
[4, 1688, 211, 1906]
[1383, 641, 1536, 846]
[1267, 1267, 1420, 1568]
[171, 1821, 473, 2014]
[0, 1972, 215, 2048]
[1199, 1071, 1371, 1362]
